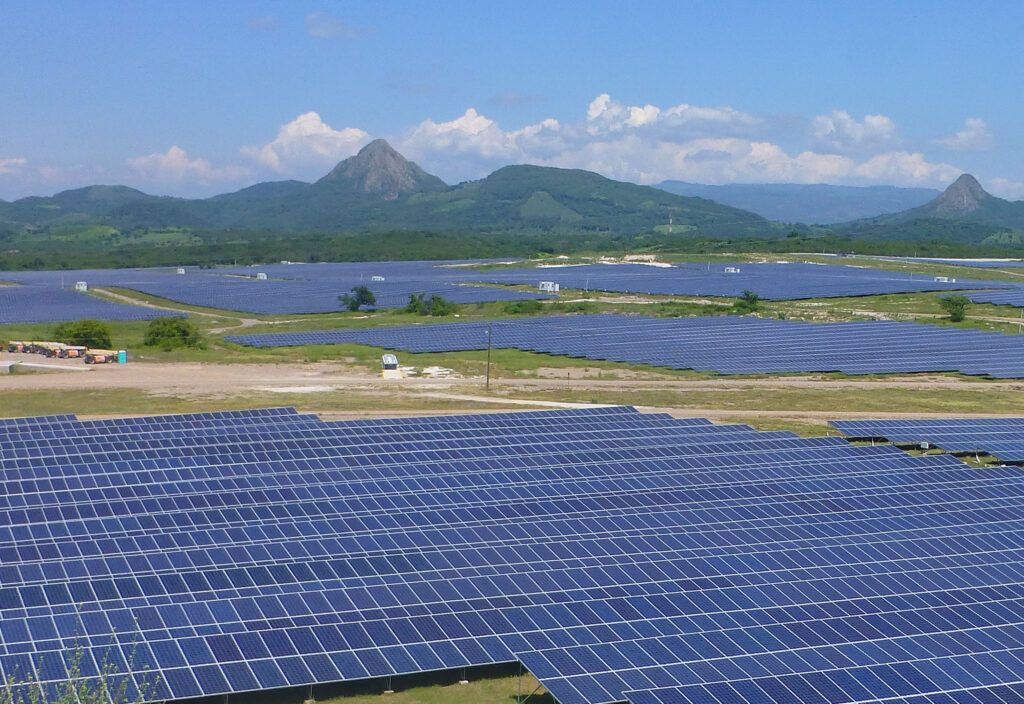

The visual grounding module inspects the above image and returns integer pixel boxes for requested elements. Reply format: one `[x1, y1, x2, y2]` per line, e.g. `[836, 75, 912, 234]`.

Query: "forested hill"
[0, 140, 775, 240]
[835, 174, 1024, 246]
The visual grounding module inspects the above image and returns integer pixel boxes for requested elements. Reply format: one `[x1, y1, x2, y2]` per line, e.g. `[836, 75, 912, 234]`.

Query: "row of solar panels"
[2, 406, 1024, 704]
[227, 314, 1024, 378]
[831, 417, 1024, 463]
[4, 259, 1023, 320]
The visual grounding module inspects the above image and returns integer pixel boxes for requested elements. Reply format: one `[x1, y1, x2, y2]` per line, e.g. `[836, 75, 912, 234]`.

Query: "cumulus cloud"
[126, 146, 250, 184]
[585, 94, 760, 137]
[934, 117, 993, 151]
[0, 157, 27, 175]
[392, 96, 961, 189]
[305, 12, 374, 40]
[809, 110, 900, 153]
[242, 111, 371, 174]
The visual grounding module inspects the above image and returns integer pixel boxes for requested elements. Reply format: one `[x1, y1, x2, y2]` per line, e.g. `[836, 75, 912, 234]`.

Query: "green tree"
[53, 319, 112, 348]
[339, 285, 376, 312]
[732, 290, 760, 314]
[406, 293, 458, 316]
[938, 294, 969, 322]
[142, 317, 203, 350]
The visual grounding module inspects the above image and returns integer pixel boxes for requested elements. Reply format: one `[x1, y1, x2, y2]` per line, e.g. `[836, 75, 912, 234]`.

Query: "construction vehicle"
[84, 349, 118, 364]
[58, 345, 87, 359]
[6, 341, 27, 353]
[34, 342, 66, 358]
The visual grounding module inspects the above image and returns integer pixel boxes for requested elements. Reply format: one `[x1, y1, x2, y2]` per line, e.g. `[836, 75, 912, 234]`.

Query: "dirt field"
[4, 350, 1021, 426]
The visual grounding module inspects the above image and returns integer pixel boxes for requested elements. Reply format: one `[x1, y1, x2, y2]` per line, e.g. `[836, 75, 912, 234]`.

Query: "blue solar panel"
[0, 286, 180, 324]
[227, 314, 1024, 378]
[830, 417, 1024, 462]
[5, 405, 1024, 704]
[2, 259, 1017, 319]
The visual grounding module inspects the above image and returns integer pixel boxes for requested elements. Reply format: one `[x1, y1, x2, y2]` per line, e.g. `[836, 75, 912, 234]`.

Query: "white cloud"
[989, 178, 1024, 201]
[0, 158, 27, 175]
[852, 151, 961, 184]
[392, 97, 960, 190]
[585, 93, 760, 136]
[126, 146, 250, 184]
[242, 112, 371, 174]
[934, 117, 993, 151]
[809, 110, 900, 152]
[305, 12, 374, 40]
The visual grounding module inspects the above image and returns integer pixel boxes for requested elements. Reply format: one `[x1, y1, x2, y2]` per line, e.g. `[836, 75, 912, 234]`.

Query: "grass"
[317, 674, 551, 704]
[492, 383, 1024, 416]
[0, 387, 505, 419]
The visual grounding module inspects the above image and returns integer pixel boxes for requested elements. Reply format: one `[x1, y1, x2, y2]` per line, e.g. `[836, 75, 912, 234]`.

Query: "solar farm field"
[1, 259, 1018, 322]
[6, 405, 1024, 704]
[226, 315, 1024, 378]
[0, 285, 180, 324]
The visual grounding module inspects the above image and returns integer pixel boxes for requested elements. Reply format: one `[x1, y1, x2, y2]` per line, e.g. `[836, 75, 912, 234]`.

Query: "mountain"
[0, 141, 775, 238]
[655, 181, 939, 224]
[837, 174, 1024, 244]
[314, 139, 447, 199]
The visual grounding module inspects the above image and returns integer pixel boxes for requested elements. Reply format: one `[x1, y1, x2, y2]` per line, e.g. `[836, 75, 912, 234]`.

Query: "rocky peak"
[933, 173, 991, 215]
[316, 139, 446, 199]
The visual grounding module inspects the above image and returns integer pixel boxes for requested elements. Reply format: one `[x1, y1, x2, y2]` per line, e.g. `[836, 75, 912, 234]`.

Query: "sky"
[1, 1, 1022, 201]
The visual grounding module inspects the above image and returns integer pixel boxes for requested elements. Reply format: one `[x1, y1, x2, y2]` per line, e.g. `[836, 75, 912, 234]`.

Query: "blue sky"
[1, 1, 1022, 200]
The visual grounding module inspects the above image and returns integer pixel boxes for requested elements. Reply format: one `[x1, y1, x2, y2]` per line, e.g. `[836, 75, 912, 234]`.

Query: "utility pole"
[485, 322, 492, 391]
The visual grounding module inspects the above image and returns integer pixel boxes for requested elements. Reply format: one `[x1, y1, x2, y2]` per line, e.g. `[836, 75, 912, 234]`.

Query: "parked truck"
[84, 349, 118, 364]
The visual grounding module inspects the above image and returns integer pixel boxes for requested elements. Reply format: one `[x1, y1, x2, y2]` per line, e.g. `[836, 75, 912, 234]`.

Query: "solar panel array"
[227, 314, 1024, 377]
[1, 259, 1016, 320]
[966, 290, 1024, 309]
[474, 262, 1014, 300]
[6, 405, 1024, 704]
[830, 418, 1024, 463]
[0, 285, 179, 324]
[0, 262, 552, 318]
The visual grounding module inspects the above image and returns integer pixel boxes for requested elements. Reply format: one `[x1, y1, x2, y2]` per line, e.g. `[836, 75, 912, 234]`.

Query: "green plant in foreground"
[0, 632, 163, 704]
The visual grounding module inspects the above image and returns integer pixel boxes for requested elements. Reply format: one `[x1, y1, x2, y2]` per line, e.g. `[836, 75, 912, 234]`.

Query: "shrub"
[53, 319, 112, 348]
[143, 317, 202, 350]
[503, 299, 544, 315]
[339, 285, 376, 312]
[938, 294, 969, 322]
[406, 293, 459, 316]
[732, 290, 760, 314]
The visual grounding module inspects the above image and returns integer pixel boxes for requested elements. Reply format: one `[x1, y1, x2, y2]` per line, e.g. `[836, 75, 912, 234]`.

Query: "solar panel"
[2, 259, 1017, 320]
[830, 417, 1024, 462]
[227, 314, 1024, 378]
[4, 406, 1024, 704]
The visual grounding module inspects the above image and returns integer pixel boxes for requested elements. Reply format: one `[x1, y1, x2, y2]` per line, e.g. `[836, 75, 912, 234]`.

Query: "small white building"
[256, 272, 268, 281]
[539, 281, 560, 293]
[724, 266, 741, 274]
[74, 281, 88, 292]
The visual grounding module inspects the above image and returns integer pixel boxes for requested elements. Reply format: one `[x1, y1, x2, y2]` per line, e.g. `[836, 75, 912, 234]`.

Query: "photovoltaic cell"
[227, 314, 1024, 378]
[830, 417, 1024, 462]
[3, 405, 1024, 704]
